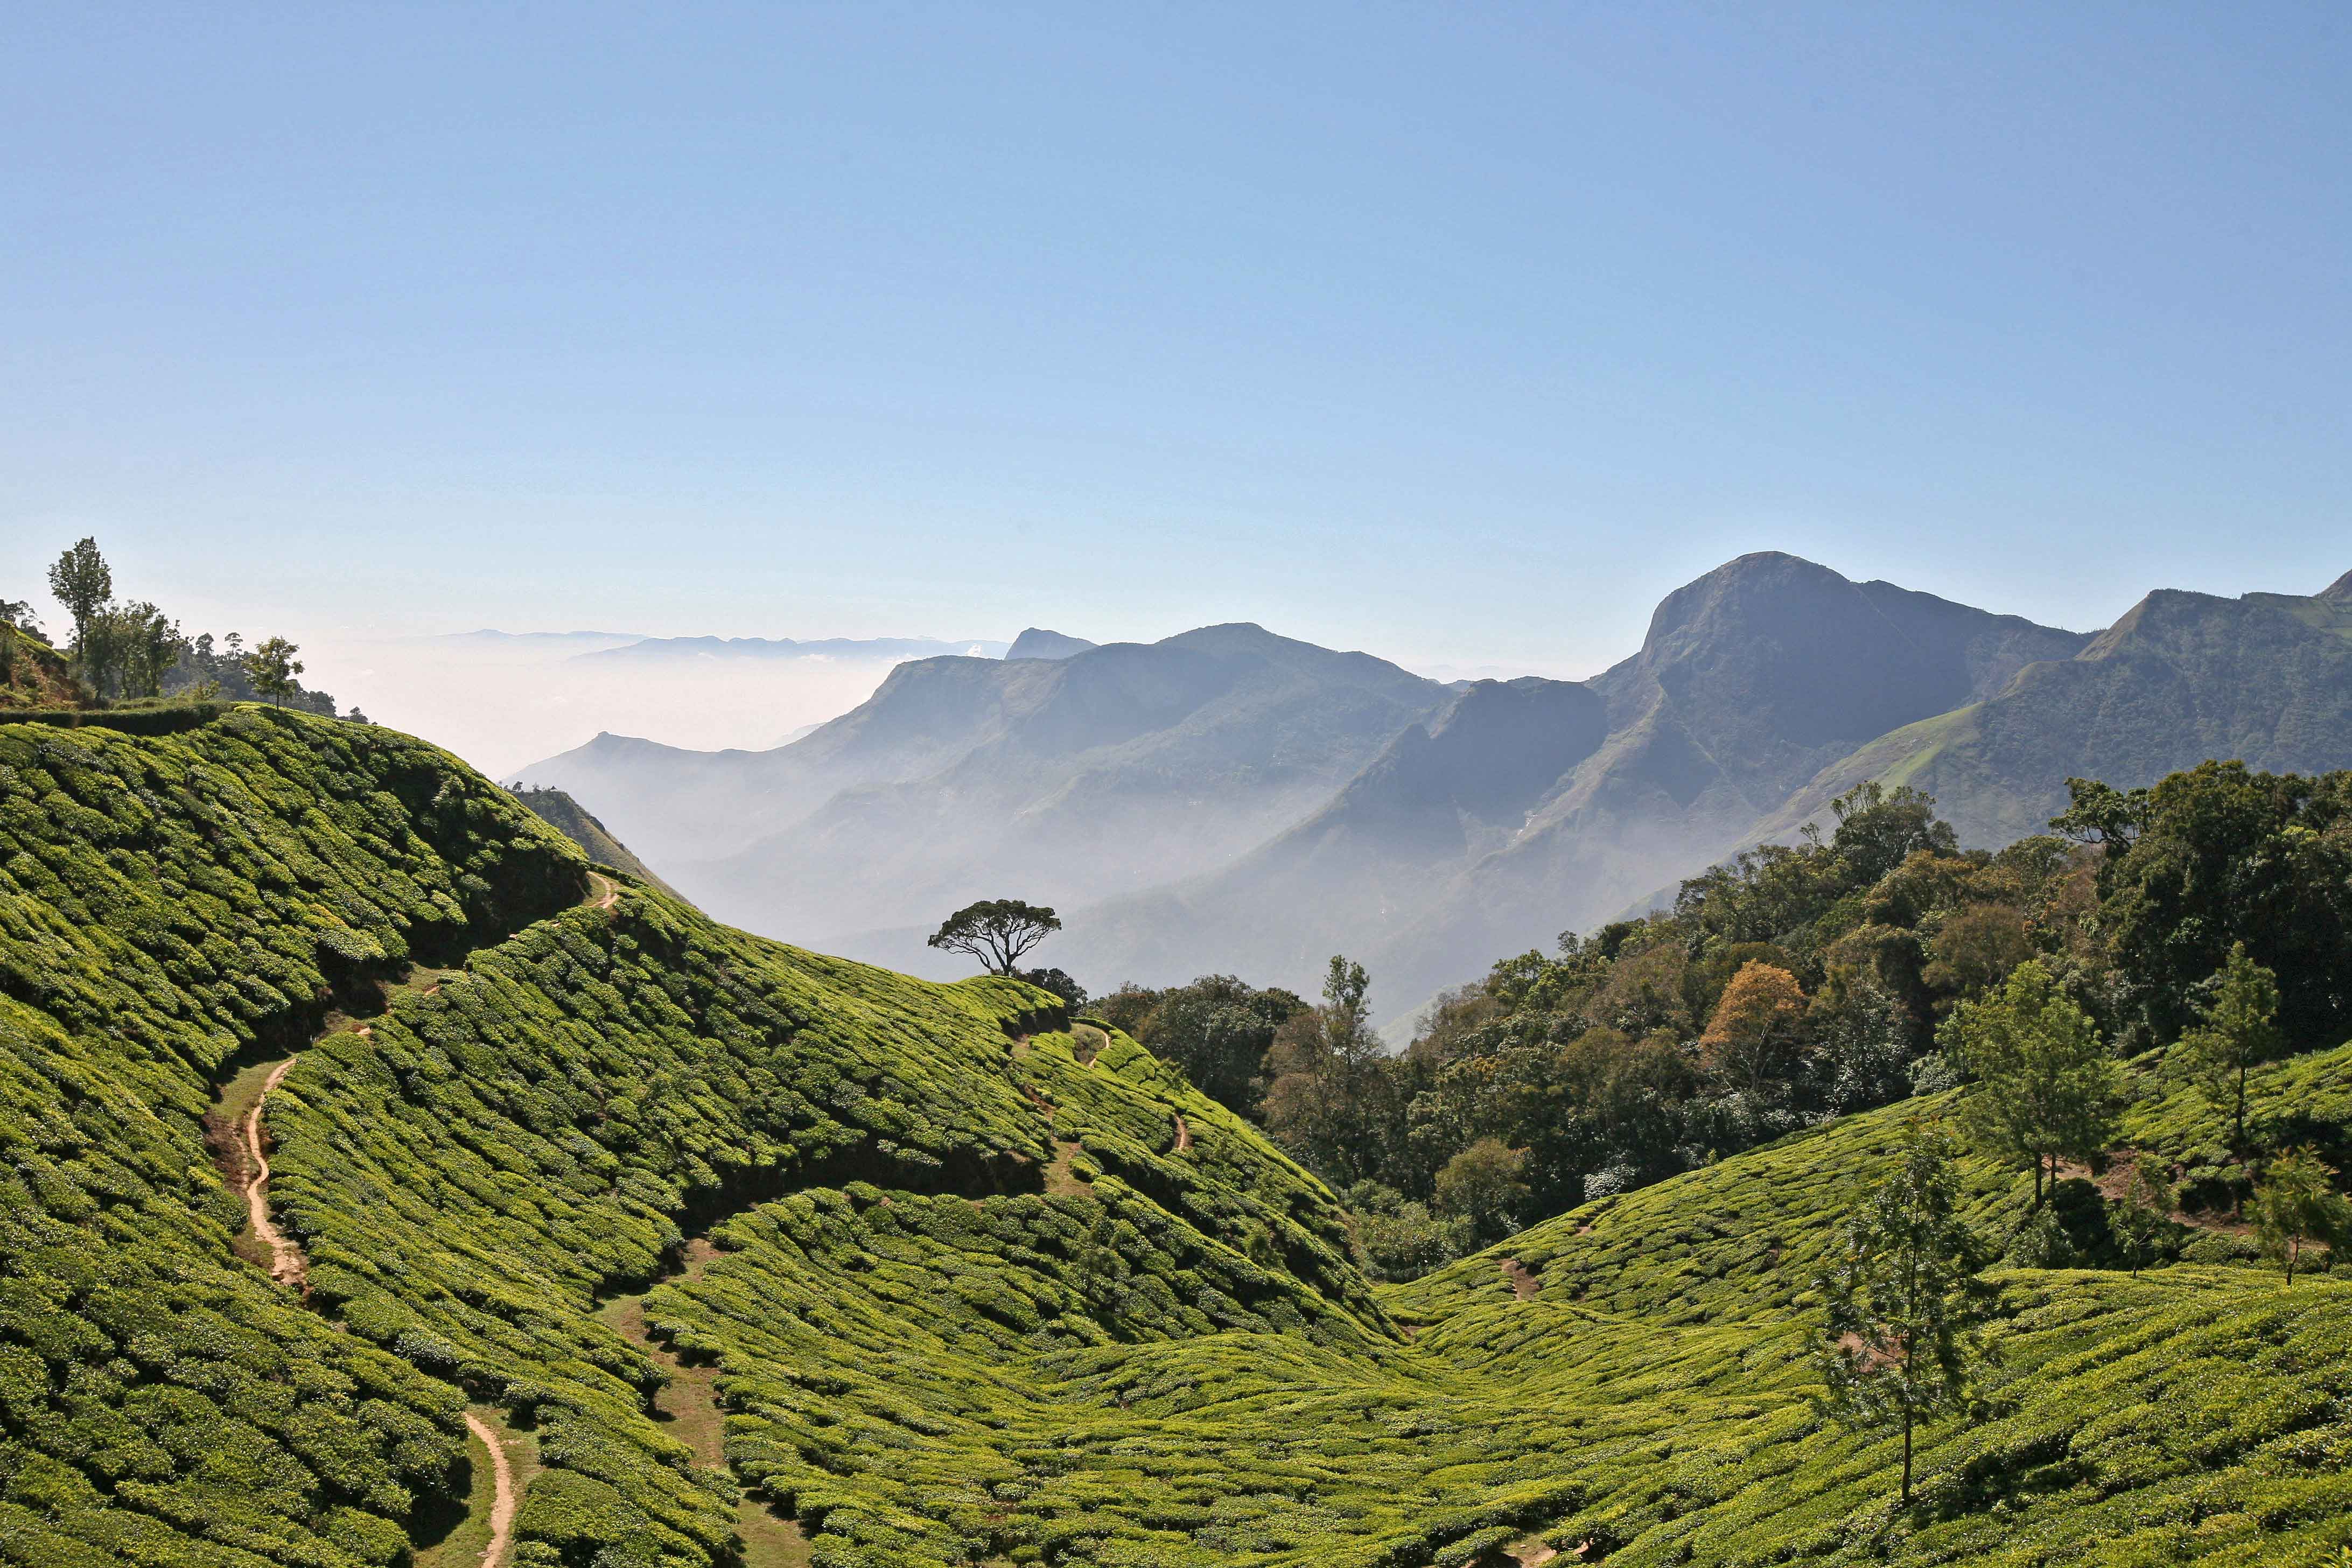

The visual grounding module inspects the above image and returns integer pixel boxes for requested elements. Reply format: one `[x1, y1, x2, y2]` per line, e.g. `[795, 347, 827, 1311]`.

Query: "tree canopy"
[927, 897, 1062, 976]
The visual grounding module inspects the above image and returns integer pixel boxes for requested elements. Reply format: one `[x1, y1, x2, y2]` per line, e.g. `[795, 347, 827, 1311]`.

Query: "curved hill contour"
[6, 705, 2350, 1566]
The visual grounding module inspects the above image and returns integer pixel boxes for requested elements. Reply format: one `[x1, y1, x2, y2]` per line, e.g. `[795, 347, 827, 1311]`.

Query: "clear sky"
[5, 3, 2347, 678]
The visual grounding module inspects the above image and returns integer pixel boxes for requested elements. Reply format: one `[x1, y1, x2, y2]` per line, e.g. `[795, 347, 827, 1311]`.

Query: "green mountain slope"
[507, 784, 688, 903]
[1763, 585, 2352, 849]
[6, 705, 2351, 1568]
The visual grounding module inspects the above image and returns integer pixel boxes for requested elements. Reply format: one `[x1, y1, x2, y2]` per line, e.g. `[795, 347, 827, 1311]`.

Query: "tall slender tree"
[1948, 961, 2126, 1206]
[242, 637, 304, 705]
[46, 537, 111, 676]
[2251, 1148, 2348, 1286]
[2181, 943, 2284, 1160]
[1816, 1122, 1997, 1506]
[2110, 1157, 2176, 1277]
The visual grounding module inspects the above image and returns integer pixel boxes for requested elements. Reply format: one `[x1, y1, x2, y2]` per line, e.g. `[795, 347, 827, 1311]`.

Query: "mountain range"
[522, 552, 2352, 1017]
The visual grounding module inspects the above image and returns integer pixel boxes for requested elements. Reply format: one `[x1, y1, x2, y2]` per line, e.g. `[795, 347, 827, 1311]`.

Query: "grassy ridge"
[0, 705, 584, 1565]
[4, 706, 2351, 1567]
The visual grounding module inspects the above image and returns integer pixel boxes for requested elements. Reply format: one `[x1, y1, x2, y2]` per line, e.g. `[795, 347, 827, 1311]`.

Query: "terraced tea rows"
[4, 706, 2349, 1568]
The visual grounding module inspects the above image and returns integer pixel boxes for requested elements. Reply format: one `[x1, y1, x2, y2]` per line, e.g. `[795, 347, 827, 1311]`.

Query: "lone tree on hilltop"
[242, 636, 304, 705]
[2182, 942, 2284, 1160]
[928, 898, 1061, 976]
[2252, 1147, 2349, 1286]
[46, 537, 111, 673]
[1816, 1121, 1996, 1507]
[1947, 960, 2126, 1207]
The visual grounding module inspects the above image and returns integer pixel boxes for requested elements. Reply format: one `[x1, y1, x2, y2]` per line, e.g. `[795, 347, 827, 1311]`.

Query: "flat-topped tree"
[928, 897, 1061, 976]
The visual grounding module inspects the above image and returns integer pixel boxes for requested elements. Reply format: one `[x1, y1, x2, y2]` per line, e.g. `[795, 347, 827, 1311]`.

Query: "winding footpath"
[212, 873, 624, 1565]
[461, 1413, 519, 1568]
[239, 1058, 307, 1290]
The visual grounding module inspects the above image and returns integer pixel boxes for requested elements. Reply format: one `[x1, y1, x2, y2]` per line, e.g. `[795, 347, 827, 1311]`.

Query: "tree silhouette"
[46, 537, 111, 674]
[927, 899, 1061, 976]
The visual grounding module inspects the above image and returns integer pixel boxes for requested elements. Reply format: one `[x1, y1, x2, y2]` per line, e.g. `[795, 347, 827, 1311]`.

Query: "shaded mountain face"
[1050, 677, 1609, 991]
[526, 554, 2351, 1024]
[1006, 626, 1096, 660]
[1062, 555, 2090, 1014]
[509, 784, 688, 902]
[1761, 584, 2352, 849]
[524, 624, 1447, 951]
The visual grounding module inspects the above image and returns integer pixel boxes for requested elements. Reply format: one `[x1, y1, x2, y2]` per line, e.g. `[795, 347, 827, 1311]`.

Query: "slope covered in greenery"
[0, 705, 585, 1566]
[5, 705, 2350, 1568]
[508, 785, 687, 903]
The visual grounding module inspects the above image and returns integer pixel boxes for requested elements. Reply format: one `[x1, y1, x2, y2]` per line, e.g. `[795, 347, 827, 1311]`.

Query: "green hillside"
[4, 705, 2350, 1567]
[506, 785, 689, 904]
[1767, 586, 2352, 851]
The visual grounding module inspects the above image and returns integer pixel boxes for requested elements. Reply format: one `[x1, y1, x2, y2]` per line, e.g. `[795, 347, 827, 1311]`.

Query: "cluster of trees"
[15, 536, 364, 717]
[1102, 767, 2352, 1279]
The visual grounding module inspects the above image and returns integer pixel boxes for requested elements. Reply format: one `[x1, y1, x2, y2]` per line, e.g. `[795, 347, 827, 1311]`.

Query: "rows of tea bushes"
[263, 890, 1383, 1565]
[637, 1056, 2352, 1566]
[7, 704, 2351, 1567]
[0, 706, 586, 1565]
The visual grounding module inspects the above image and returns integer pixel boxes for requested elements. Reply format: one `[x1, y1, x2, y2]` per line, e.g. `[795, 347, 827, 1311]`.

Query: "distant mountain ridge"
[1007, 627, 1096, 660]
[578, 633, 1010, 663]
[518, 553, 2352, 1018]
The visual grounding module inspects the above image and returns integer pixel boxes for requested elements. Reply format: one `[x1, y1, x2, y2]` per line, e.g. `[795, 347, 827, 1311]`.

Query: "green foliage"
[242, 637, 305, 706]
[1432, 1137, 1531, 1247]
[2182, 941, 2287, 1156]
[1947, 961, 2126, 1207]
[0, 706, 586, 1564]
[2252, 1149, 2350, 1285]
[927, 897, 1062, 976]
[9, 711, 2352, 1567]
[1815, 1122, 1996, 1504]
[46, 537, 111, 657]
[2111, 1157, 2178, 1275]
[2091, 761, 2352, 1050]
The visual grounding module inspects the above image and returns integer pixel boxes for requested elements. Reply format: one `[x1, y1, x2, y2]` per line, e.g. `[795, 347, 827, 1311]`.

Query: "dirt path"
[588, 872, 619, 909]
[599, 1245, 813, 1566]
[463, 1412, 517, 1568]
[241, 1058, 308, 1290]
[1500, 1258, 1541, 1301]
[1172, 1111, 1192, 1152]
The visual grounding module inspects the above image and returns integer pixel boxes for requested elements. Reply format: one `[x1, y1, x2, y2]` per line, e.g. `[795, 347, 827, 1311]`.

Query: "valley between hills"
[3, 695, 2351, 1567]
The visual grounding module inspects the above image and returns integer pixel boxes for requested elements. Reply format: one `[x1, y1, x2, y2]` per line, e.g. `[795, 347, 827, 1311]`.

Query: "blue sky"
[4, 2, 2347, 677]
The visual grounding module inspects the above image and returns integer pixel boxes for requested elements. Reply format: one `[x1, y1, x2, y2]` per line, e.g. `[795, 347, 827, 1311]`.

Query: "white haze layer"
[296, 632, 982, 779]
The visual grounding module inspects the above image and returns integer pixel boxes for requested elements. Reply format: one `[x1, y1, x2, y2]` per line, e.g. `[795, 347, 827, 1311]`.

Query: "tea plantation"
[3, 706, 2348, 1567]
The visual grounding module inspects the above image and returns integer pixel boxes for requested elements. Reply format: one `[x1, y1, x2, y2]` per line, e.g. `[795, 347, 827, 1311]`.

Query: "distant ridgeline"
[515, 554, 2352, 1025]
[4, 701, 2351, 1566]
